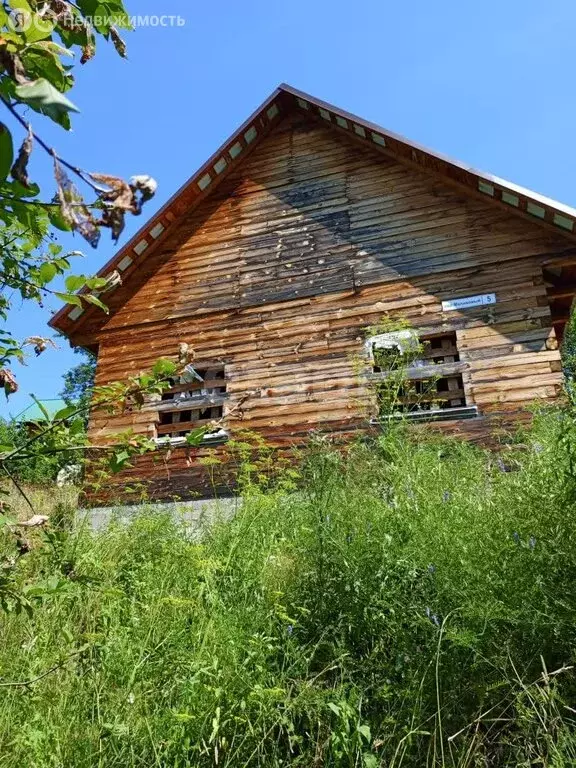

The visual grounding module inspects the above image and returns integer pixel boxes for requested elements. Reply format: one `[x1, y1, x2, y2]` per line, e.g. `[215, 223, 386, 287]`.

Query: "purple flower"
[533, 443, 544, 454]
[287, 624, 294, 635]
[529, 536, 536, 550]
[497, 457, 511, 473]
[442, 490, 451, 503]
[513, 531, 520, 545]
[428, 564, 436, 574]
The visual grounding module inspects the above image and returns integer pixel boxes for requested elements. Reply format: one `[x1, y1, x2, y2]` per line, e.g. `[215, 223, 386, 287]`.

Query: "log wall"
[84, 112, 568, 503]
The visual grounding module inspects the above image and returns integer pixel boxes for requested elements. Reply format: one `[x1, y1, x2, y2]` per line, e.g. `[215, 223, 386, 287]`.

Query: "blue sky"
[3, 0, 576, 417]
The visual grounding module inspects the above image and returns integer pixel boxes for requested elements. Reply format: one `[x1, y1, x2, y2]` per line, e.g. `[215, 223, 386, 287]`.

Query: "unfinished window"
[367, 330, 477, 422]
[154, 364, 229, 446]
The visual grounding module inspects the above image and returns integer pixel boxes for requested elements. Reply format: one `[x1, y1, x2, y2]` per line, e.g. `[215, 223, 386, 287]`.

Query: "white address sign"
[441, 293, 496, 312]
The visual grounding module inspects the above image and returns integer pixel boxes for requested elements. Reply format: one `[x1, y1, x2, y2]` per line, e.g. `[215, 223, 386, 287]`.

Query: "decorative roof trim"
[50, 83, 576, 336]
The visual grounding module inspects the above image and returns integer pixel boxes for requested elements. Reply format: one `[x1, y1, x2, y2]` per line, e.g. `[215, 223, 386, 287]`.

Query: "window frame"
[148, 363, 230, 447]
[365, 329, 478, 422]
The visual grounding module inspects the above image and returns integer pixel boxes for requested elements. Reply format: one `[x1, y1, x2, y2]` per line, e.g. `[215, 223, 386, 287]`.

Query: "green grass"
[2, 409, 576, 766]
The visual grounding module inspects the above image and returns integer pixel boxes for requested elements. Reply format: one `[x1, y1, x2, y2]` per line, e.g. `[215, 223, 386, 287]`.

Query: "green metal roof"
[12, 399, 68, 423]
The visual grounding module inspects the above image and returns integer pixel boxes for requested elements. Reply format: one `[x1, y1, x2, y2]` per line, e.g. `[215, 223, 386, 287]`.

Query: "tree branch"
[0, 193, 101, 210]
[0, 96, 107, 195]
[1, 461, 35, 512]
[0, 649, 86, 688]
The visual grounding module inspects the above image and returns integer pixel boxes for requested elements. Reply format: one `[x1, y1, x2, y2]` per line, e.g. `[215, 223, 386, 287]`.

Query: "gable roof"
[50, 83, 576, 340]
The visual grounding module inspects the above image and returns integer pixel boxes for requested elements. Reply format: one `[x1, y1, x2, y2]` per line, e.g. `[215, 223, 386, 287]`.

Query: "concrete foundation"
[77, 496, 242, 536]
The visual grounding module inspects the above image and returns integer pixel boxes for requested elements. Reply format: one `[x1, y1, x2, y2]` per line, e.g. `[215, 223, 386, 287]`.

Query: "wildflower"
[532, 443, 544, 454]
[127, 693, 135, 705]
[442, 490, 451, 503]
[428, 564, 436, 574]
[497, 457, 512, 473]
[529, 536, 536, 550]
[512, 531, 520, 545]
[346, 533, 353, 544]
[287, 625, 294, 636]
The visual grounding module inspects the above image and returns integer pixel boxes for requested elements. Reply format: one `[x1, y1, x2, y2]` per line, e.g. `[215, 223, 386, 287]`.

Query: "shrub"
[0, 418, 64, 485]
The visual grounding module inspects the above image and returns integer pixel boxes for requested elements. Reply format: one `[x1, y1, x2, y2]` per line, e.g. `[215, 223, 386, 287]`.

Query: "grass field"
[1, 410, 576, 766]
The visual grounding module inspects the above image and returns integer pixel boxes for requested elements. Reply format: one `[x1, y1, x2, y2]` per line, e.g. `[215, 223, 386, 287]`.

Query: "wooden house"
[50, 84, 576, 503]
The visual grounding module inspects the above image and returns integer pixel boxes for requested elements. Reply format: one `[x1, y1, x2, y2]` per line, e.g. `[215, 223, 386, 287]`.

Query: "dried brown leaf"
[0, 369, 18, 395]
[110, 27, 127, 58]
[11, 125, 33, 188]
[23, 336, 57, 356]
[54, 157, 100, 248]
[48, 0, 85, 33]
[80, 42, 95, 65]
[17, 515, 49, 528]
[0, 44, 29, 86]
[99, 207, 126, 241]
[90, 173, 135, 210]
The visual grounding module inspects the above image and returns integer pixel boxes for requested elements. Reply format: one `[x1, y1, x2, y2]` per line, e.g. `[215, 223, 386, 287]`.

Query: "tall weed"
[0, 409, 576, 765]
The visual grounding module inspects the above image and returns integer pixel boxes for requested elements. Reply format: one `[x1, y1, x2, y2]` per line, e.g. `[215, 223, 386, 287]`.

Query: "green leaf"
[65, 274, 86, 292]
[24, 13, 55, 43]
[31, 395, 50, 421]
[185, 427, 208, 447]
[22, 48, 68, 90]
[8, 0, 32, 10]
[30, 40, 74, 58]
[0, 124, 14, 182]
[55, 292, 83, 307]
[15, 78, 80, 128]
[111, 11, 132, 30]
[327, 703, 340, 716]
[53, 405, 78, 421]
[69, 418, 85, 435]
[83, 294, 109, 312]
[48, 205, 73, 231]
[357, 724, 371, 741]
[0, 179, 40, 198]
[152, 358, 177, 377]
[77, 0, 99, 15]
[39, 261, 58, 284]
[84, 277, 109, 290]
[109, 449, 131, 473]
[93, 4, 111, 33]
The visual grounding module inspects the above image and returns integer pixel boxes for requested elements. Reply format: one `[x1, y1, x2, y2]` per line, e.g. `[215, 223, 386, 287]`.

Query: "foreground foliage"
[1, 409, 576, 766]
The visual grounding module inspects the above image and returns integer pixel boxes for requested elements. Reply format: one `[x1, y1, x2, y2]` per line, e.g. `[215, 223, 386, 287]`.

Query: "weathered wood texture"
[83, 113, 567, 504]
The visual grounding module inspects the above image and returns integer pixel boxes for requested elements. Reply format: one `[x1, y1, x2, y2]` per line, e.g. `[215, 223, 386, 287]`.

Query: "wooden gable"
[50, 84, 576, 344]
[73, 110, 569, 340]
